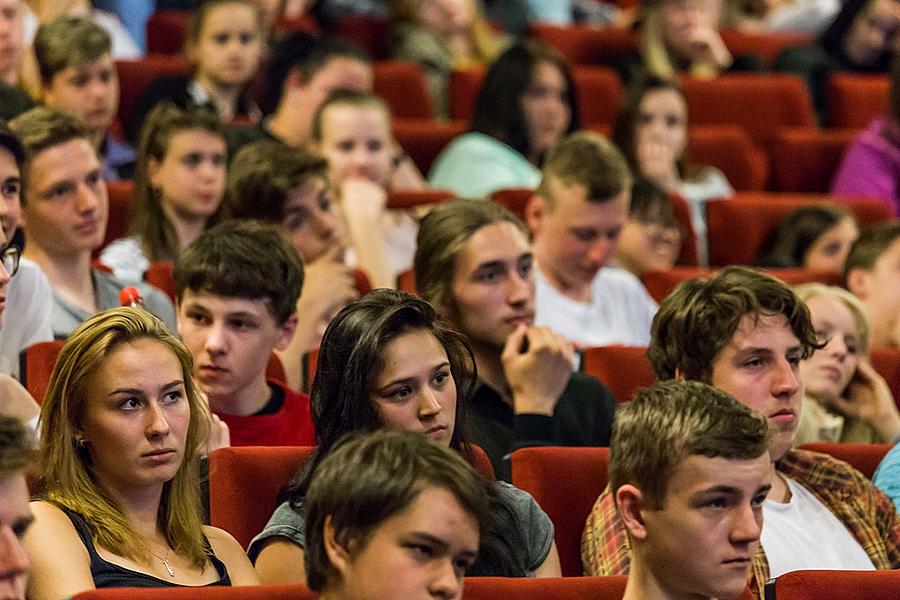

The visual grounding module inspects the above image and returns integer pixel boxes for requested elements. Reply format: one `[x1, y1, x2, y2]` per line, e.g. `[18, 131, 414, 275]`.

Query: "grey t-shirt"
[247, 480, 555, 576]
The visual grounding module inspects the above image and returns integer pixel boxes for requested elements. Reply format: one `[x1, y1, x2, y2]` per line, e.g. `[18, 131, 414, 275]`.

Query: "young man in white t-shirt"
[613, 380, 771, 600]
[583, 266, 900, 593]
[526, 131, 656, 347]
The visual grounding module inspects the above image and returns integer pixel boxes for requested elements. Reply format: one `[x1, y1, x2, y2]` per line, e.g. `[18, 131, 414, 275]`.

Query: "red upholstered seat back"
[773, 128, 858, 193]
[798, 443, 891, 479]
[581, 346, 654, 404]
[766, 568, 900, 599]
[826, 73, 890, 129]
[74, 585, 318, 599]
[21, 340, 65, 405]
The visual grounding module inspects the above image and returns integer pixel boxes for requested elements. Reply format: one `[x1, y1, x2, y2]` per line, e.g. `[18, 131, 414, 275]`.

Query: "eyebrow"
[106, 380, 184, 398]
[377, 362, 450, 391]
[408, 532, 478, 558]
[474, 252, 533, 271]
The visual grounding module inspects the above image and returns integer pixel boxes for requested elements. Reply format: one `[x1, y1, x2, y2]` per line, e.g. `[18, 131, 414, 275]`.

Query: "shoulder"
[12, 258, 49, 291]
[203, 526, 260, 585]
[25, 501, 88, 555]
[778, 448, 871, 489]
[247, 500, 306, 561]
[595, 268, 655, 301]
[565, 372, 616, 404]
[99, 238, 146, 262]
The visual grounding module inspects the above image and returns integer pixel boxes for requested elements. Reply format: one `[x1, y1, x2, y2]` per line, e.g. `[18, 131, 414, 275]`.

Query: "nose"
[730, 503, 762, 545]
[312, 207, 336, 240]
[771, 356, 801, 400]
[75, 184, 101, 214]
[204, 322, 227, 355]
[505, 270, 531, 307]
[430, 558, 462, 599]
[826, 334, 848, 361]
[145, 401, 172, 438]
[0, 261, 10, 290]
[0, 525, 29, 589]
[587, 236, 614, 265]
[417, 387, 442, 419]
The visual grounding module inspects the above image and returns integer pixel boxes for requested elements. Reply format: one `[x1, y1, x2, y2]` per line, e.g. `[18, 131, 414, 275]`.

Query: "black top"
[60, 506, 231, 589]
[466, 372, 617, 481]
[224, 121, 280, 163]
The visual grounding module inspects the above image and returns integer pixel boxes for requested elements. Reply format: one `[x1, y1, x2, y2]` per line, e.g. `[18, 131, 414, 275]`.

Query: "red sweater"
[215, 380, 315, 447]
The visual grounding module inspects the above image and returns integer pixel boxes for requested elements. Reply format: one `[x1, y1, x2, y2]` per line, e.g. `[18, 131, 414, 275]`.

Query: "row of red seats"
[69, 570, 900, 599]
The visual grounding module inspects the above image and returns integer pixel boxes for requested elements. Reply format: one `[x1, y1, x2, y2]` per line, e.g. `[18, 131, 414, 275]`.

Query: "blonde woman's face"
[662, 0, 723, 58]
[415, 0, 472, 34]
[800, 293, 861, 404]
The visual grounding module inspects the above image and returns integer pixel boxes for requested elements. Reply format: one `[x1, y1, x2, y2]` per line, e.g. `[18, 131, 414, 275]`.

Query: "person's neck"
[471, 343, 512, 404]
[766, 459, 791, 504]
[164, 206, 208, 250]
[267, 106, 307, 148]
[97, 475, 166, 541]
[622, 555, 713, 600]
[208, 375, 271, 417]
[90, 128, 106, 151]
[534, 252, 592, 303]
[26, 244, 97, 313]
[195, 76, 241, 122]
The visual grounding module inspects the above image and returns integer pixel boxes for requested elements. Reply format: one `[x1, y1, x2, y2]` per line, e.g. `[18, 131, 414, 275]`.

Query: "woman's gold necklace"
[149, 546, 176, 577]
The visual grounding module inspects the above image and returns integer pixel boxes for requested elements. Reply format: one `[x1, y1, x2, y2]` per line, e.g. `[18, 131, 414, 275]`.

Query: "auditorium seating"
[144, 261, 175, 301]
[116, 57, 192, 131]
[510, 446, 611, 576]
[329, 14, 391, 60]
[464, 576, 630, 599]
[706, 193, 893, 267]
[74, 585, 317, 599]
[19, 341, 64, 405]
[386, 188, 455, 209]
[641, 267, 841, 303]
[393, 118, 466, 173]
[772, 128, 858, 193]
[101, 180, 136, 256]
[764, 568, 900, 599]
[826, 73, 890, 129]
[581, 346, 654, 403]
[373, 61, 434, 119]
[797, 443, 891, 479]
[529, 23, 638, 67]
[688, 125, 765, 192]
[719, 29, 812, 65]
[871, 347, 900, 410]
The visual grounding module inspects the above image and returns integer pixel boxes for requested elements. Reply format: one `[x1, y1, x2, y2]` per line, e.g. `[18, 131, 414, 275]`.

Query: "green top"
[428, 132, 541, 198]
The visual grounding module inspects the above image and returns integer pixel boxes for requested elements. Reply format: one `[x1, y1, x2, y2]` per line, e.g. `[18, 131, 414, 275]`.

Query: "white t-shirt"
[534, 263, 657, 347]
[0, 258, 53, 379]
[762, 477, 876, 578]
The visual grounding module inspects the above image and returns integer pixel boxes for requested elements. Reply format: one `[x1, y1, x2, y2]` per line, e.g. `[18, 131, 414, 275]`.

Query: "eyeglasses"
[1, 245, 20, 278]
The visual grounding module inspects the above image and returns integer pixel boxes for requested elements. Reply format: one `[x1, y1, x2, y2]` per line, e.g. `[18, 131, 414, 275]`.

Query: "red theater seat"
[688, 125, 765, 191]
[773, 128, 858, 193]
[719, 29, 813, 65]
[101, 180, 135, 255]
[464, 576, 629, 599]
[764, 568, 900, 599]
[826, 73, 890, 129]
[510, 447, 611, 576]
[386, 188, 455, 209]
[529, 23, 638, 66]
[798, 443, 890, 479]
[116, 57, 192, 131]
[20, 341, 64, 405]
[74, 585, 317, 599]
[581, 346, 654, 404]
[329, 15, 390, 60]
[706, 193, 893, 266]
[641, 267, 841, 303]
[870, 347, 900, 411]
[144, 261, 174, 301]
[373, 61, 433, 119]
[393, 118, 466, 173]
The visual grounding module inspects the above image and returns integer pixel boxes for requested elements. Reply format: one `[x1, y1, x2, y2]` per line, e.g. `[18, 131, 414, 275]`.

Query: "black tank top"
[61, 507, 232, 588]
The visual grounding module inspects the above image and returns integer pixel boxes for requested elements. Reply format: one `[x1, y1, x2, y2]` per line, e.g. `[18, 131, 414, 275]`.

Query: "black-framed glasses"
[1, 245, 20, 278]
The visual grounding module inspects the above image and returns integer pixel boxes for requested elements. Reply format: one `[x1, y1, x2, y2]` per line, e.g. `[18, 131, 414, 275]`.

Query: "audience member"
[311, 89, 422, 288]
[874, 435, 900, 509]
[0, 120, 51, 378]
[227, 32, 372, 153]
[389, 0, 508, 120]
[831, 54, 900, 214]
[227, 140, 358, 389]
[526, 131, 657, 347]
[613, 75, 733, 263]
[21, 0, 140, 61]
[304, 429, 489, 600]
[723, 0, 840, 34]
[582, 267, 900, 594]
[125, 0, 265, 144]
[755, 204, 859, 274]
[24, 307, 258, 598]
[617, 0, 761, 85]
[9, 107, 175, 338]
[429, 40, 580, 198]
[794, 283, 900, 444]
[100, 104, 227, 283]
[614, 177, 682, 277]
[34, 16, 133, 180]
[415, 199, 616, 480]
[614, 380, 771, 600]
[775, 0, 900, 123]
[521, 0, 632, 27]
[0, 414, 34, 600]
[0, 0, 23, 86]
[845, 221, 900, 347]
[173, 220, 315, 447]
[250, 289, 561, 581]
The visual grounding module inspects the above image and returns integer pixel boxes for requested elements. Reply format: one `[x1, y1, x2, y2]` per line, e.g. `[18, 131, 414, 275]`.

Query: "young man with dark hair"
[34, 16, 133, 180]
[845, 221, 900, 347]
[9, 106, 174, 338]
[304, 429, 490, 600]
[0, 414, 33, 600]
[414, 198, 616, 481]
[227, 140, 357, 390]
[583, 266, 900, 595]
[613, 380, 771, 600]
[526, 131, 656, 347]
[174, 219, 315, 447]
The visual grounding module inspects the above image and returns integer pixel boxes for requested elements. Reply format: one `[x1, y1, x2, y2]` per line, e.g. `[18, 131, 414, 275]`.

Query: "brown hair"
[844, 221, 900, 285]
[187, 0, 265, 46]
[610, 379, 769, 509]
[0, 415, 31, 478]
[647, 266, 820, 381]
[34, 16, 111, 85]
[536, 131, 632, 208]
[310, 89, 390, 142]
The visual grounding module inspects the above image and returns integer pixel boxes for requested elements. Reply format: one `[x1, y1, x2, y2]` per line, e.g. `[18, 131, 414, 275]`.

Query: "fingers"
[501, 324, 529, 362]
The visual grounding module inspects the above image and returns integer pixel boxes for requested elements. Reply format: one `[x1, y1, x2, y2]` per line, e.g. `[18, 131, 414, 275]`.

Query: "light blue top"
[873, 443, 900, 512]
[428, 132, 541, 199]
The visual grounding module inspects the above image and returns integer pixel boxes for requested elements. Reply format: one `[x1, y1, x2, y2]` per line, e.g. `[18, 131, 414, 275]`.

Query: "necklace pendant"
[162, 558, 175, 577]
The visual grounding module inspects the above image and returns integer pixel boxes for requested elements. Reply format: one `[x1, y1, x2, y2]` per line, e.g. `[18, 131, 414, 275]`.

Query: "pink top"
[831, 117, 900, 217]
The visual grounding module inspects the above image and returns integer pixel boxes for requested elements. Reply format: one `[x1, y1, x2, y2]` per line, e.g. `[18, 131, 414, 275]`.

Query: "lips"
[142, 448, 176, 457]
[74, 220, 101, 236]
[505, 313, 534, 327]
[424, 425, 448, 440]
[769, 408, 796, 424]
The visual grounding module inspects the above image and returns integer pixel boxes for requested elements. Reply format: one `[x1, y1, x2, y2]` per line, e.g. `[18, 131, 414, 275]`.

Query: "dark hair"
[613, 74, 691, 178]
[263, 31, 371, 114]
[0, 415, 31, 478]
[173, 220, 304, 324]
[132, 103, 227, 263]
[648, 266, 820, 381]
[304, 429, 492, 591]
[630, 176, 678, 228]
[34, 16, 111, 84]
[891, 53, 900, 124]
[187, 0, 264, 46]
[610, 380, 769, 509]
[283, 289, 524, 576]
[756, 204, 856, 268]
[844, 221, 900, 283]
[535, 131, 632, 207]
[471, 40, 580, 161]
[820, 0, 896, 69]
[0, 121, 25, 204]
[227, 140, 328, 222]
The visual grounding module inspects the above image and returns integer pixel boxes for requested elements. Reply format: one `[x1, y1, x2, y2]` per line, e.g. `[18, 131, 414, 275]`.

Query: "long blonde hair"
[793, 283, 871, 356]
[640, 5, 720, 79]
[39, 308, 211, 567]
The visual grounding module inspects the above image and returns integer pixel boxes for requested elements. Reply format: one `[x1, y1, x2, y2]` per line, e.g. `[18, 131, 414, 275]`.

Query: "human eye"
[71, 74, 90, 88]
[118, 397, 142, 411]
[433, 370, 451, 387]
[742, 356, 765, 368]
[318, 194, 331, 212]
[1, 178, 20, 199]
[637, 111, 653, 125]
[336, 140, 354, 152]
[571, 228, 597, 242]
[367, 139, 384, 152]
[44, 182, 73, 200]
[703, 496, 728, 509]
[229, 317, 257, 331]
[407, 543, 434, 563]
[185, 309, 209, 325]
[162, 388, 184, 404]
[453, 555, 475, 574]
[86, 170, 102, 187]
[786, 352, 802, 368]
[211, 153, 226, 167]
[751, 492, 767, 507]
[182, 153, 203, 168]
[239, 32, 255, 44]
[213, 32, 229, 45]
[475, 267, 502, 283]
[99, 69, 113, 83]
[519, 255, 533, 277]
[284, 213, 307, 232]
[390, 386, 412, 400]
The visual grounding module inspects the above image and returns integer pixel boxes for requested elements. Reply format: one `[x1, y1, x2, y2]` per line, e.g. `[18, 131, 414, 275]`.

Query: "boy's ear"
[616, 484, 649, 541]
[524, 193, 546, 237]
[845, 267, 869, 299]
[274, 313, 298, 351]
[323, 516, 353, 576]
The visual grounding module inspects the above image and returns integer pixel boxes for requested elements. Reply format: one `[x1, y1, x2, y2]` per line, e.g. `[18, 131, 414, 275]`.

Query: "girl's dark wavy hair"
[281, 289, 524, 575]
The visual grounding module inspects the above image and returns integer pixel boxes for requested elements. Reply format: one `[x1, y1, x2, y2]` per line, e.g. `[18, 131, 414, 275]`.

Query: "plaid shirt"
[581, 449, 900, 597]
